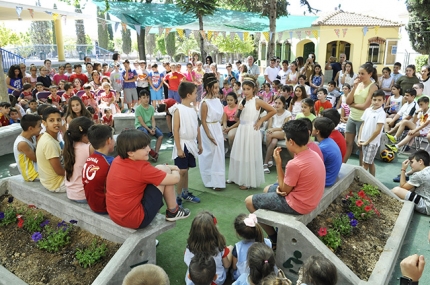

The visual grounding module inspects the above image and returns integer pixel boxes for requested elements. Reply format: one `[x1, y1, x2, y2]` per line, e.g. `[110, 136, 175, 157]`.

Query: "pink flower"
[318, 227, 327, 237]
[355, 200, 364, 207]
[364, 206, 372, 212]
[358, 190, 366, 198]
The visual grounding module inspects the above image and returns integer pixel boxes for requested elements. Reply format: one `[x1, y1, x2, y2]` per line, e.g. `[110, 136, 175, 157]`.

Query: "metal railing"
[7, 45, 114, 61]
[1, 48, 25, 72]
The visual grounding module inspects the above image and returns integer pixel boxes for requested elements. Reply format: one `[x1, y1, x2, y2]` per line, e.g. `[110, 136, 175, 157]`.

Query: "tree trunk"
[75, 7, 86, 54]
[267, 0, 277, 60]
[0, 51, 8, 103]
[198, 15, 206, 61]
[137, 27, 146, 60]
[122, 28, 132, 56]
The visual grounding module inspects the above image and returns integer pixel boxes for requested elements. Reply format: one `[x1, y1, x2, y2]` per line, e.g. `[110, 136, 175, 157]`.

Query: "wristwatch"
[400, 276, 419, 285]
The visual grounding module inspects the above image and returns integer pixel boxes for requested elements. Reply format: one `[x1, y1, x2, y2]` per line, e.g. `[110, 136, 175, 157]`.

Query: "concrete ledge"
[0, 176, 176, 284]
[255, 164, 414, 285]
[0, 123, 21, 156]
[113, 113, 169, 134]
[0, 266, 27, 285]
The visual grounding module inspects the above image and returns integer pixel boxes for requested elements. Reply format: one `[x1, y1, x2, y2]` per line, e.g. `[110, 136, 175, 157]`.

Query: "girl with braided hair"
[198, 73, 226, 190]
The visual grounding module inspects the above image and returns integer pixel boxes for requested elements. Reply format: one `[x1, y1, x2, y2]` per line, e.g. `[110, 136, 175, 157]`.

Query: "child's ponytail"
[247, 243, 276, 285]
[63, 116, 94, 181]
[234, 213, 264, 243]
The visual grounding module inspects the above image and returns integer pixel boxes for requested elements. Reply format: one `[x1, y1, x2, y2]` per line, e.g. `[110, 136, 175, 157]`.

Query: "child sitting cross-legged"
[82, 124, 115, 214]
[106, 130, 190, 229]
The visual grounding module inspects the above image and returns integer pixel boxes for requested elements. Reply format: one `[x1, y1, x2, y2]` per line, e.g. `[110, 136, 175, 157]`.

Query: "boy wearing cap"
[122, 59, 138, 111]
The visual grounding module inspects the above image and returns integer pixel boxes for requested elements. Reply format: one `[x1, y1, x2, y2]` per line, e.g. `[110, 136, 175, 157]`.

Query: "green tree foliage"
[212, 35, 254, 55]
[97, 7, 109, 51]
[30, 21, 53, 53]
[407, 0, 430, 61]
[176, 0, 218, 60]
[165, 32, 176, 58]
[122, 28, 132, 55]
[0, 24, 24, 47]
[146, 34, 156, 56]
[155, 34, 167, 55]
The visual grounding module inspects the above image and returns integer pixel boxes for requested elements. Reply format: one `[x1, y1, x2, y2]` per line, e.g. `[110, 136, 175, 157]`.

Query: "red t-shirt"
[0, 113, 10, 127]
[314, 100, 332, 116]
[53, 74, 69, 85]
[329, 130, 347, 161]
[164, 72, 185, 91]
[20, 91, 33, 101]
[284, 149, 325, 214]
[102, 115, 112, 125]
[69, 73, 89, 84]
[162, 98, 177, 109]
[47, 94, 61, 106]
[62, 92, 73, 103]
[82, 152, 113, 213]
[106, 157, 167, 228]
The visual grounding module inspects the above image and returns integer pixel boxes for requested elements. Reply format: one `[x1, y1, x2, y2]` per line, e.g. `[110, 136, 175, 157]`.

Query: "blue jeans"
[137, 126, 163, 138]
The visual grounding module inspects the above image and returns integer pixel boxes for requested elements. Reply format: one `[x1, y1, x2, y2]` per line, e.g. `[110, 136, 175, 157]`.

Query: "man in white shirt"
[278, 60, 290, 85]
[246, 56, 260, 76]
[264, 58, 279, 85]
[385, 90, 417, 138]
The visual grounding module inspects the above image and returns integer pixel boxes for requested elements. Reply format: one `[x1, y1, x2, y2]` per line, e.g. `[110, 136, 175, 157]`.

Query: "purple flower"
[69, 220, 78, 224]
[57, 221, 67, 228]
[31, 232, 43, 242]
[7, 197, 14, 203]
[347, 212, 355, 219]
[0, 212, 4, 220]
[350, 219, 358, 227]
[40, 220, 49, 227]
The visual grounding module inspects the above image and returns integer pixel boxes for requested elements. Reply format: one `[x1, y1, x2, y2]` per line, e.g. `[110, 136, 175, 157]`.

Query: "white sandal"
[263, 164, 270, 174]
[268, 161, 274, 168]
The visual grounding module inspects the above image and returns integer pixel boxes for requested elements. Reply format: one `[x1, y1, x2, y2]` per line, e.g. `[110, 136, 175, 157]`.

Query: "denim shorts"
[137, 126, 163, 138]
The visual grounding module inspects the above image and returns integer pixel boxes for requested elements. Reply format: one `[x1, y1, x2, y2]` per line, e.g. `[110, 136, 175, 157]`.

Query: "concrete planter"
[256, 164, 414, 285]
[0, 177, 175, 285]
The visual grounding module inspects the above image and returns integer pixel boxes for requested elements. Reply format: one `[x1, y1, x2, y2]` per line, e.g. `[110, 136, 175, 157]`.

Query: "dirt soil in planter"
[307, 179, 403, 281]
[0, 195, 121, 285]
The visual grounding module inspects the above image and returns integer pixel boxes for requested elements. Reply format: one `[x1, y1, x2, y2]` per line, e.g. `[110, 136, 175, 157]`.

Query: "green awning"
[94, 1, 317, 32]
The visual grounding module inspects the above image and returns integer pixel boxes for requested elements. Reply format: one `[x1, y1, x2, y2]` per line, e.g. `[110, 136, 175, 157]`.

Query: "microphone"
[237, 98, 247, 118]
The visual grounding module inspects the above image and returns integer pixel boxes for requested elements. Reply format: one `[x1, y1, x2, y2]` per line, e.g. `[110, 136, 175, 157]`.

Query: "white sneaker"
[263, 164, 270, 174]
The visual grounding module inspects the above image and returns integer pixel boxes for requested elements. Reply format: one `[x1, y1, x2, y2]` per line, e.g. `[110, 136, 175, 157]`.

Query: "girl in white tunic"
[228, 75, 276, 189]
[199, 74, 226, 190]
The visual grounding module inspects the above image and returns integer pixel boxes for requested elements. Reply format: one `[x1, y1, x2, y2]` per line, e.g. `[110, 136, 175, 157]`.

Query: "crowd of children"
[6, 55, 430, 285]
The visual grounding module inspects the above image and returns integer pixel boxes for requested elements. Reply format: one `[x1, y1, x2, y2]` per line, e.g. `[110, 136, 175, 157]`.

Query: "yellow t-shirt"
[350, 82, 375, 121]
[36, 132, 65, 191]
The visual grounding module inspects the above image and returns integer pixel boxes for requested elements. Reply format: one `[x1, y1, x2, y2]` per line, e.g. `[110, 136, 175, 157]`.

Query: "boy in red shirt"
[0, 102, 11, 127]
[157, 98, 177, 138]
[164, 63, 185, 103]
[321, 108, 347, 160]
[106, 130, 190, 228]
[19, 83, 33, 110]
[314, 88, 332, 116]
[102, 109, 113, 127]
[83, 125, 115, 214]
[47, 85, 62, 110]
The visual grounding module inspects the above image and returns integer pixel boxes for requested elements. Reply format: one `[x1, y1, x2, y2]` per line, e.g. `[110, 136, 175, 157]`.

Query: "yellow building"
[260, 11, 402, 75]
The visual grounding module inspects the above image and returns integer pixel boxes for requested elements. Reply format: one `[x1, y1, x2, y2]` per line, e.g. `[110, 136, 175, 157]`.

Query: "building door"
[303, 42, 315, 59]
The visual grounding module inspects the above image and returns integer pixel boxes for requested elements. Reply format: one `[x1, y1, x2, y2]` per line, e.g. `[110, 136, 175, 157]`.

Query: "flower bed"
[307, 180, 403, 280]
[0, 195, 120, 285]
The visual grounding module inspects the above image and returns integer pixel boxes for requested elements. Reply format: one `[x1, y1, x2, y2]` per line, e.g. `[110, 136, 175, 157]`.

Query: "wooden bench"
[0, 123, 22, 156]
[1, 176, 175, 284]
[113, 112, 169, 134]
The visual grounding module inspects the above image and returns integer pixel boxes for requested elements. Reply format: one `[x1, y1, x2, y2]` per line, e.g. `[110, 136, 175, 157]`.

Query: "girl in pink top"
[222, 92, 239, 149]
[260, 83, 274, 104]
[63, 117, 94, 202]
[184, 63, 197, 83]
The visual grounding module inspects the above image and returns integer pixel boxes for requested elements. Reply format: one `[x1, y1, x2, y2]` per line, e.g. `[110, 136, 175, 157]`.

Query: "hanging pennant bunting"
[62, 15, 67, 26]
[374, 26, 379, 34]
[213, 31, 219, 40]
[165, 28, 172, 35]
[342, 28, 348, 38]
[262, 31, 269, 42]
[193, 30, 200, 40]
[200, 30, 206, 40]
[289, 31, 293, 41]
[52, 13, 58, 21]
[207, 31, 213, 41]
[296, 31, 301, 40]
[334, 29, 340, 38]
[277, 31, 283, 42]
[244, 32, 249, 41]
[230, 32, 236, 41]
[177, 29, 184, 39]
[312, 30, 318, 39]
[185, 29, 191, 38]
[28, 9, 34, 18]
[114, 22, 120, 33]
[305, 30, 311, 37]
[363, 26, 368, 36]
[145, 26, 152, 37]
[158, 27, 163, 36]
[221, 31, 226, 38]
[237, 32, 243, 41]
[16, 6, 23, 19]
[135, 25, 141, 36]
[121, 23, 127, 32]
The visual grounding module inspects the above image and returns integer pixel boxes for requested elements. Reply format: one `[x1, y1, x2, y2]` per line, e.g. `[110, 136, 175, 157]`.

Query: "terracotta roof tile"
[312, 10, 402, 27]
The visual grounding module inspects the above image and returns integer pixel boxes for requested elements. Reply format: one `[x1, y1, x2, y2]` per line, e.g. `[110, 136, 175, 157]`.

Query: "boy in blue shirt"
[122, 59, 138, 112]
[312, 117, 342, 186]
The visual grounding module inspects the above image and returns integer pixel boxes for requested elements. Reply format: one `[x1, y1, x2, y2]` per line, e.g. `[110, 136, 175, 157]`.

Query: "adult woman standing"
[396, 64, 420, 93]
[301, 53, 316, 84]
[420, 65, 430, 95]
[340, 61, 357, 90]
[343, 62, 378, 163]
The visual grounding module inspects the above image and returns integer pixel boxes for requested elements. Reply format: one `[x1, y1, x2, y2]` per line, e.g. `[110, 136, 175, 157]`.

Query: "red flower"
[358, 190, 366, 198]
[355, 200, 364, 207]
[318, 227, 327, 237]
[28, 204, 36, 209]
[17, 219, 23, 228]
[364, 206, 372, 212]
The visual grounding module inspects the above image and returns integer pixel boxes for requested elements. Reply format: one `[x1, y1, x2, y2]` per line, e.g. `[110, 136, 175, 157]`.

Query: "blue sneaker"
[176, 196, 182, 207]
[182, 192, 201, 203]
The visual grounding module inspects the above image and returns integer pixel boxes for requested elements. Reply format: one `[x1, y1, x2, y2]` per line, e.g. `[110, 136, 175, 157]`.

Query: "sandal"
[239, 185, 250, 190]
[268, 161, 274, 168]
[263, 164, 270, 174]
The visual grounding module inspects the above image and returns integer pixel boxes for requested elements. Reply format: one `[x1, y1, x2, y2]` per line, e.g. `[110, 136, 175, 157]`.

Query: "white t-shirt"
[360, 106, 386, 145]
[293, 84, 311, 96]
[397, 101, 416, 119]
[278, 69, 290, 85]
[264, 66, 279, 83]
